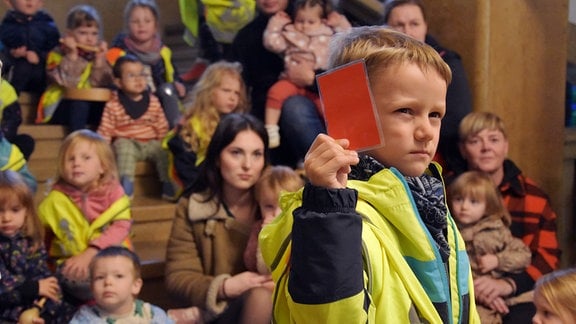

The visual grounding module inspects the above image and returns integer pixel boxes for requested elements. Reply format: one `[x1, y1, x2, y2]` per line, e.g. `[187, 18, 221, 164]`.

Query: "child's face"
[0, 198, 26, 237]
[10, 0, 43, 16]
[68, 25, 100, 48]
[459, 129, 508, 177]
[219, 130, 266, 192]
[450, 194, 485, 226]
[63, 142, 104, 192]
[128, 6, 158, 44]
[294, 5, 323, 34]
[91, 256, 142, 316]
[212, 74, 241, 114]
[533, 290, 574, 324]
[366, 63, 446, 177]
[258, 189, 281, 225]
[115, 61, 147, 97]
[386, 4, 428, 43]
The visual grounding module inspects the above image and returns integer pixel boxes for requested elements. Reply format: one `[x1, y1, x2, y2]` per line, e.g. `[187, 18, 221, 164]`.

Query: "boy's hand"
[60, 36, 79, 60]
[61, 247, 98, 281]
[38, 276, 61, 302]
[304, 134, 359, 189]
[10, 46, 27, 58]
[26, 51, 39, 64]
[477, 254, 499, 273]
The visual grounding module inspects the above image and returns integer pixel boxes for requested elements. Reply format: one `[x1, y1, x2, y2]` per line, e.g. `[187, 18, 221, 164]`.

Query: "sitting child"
[36, 4, 113, 132]
[0, 75, 35, 160]
[107, 0, 186, 129]
[38, 130, 132, 305]
[0, 170, 75, 323]
[97, 55, 174, 201]
[448, 171, 532, 323]
[263, 0, 350, 148]
[244, 165, 305, 275]
[69, 246, 173, 323]
[0, 0, 60, 95]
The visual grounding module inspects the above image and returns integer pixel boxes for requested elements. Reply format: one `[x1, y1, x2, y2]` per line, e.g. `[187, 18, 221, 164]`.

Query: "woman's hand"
[222, 271, 273, 299]
[304, 134, 359, 189]
[474, 275, 514, 306]
[38, 276, 61, 302]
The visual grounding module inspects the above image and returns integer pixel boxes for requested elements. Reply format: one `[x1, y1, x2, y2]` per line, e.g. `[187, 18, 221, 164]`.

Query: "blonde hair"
[448, 171, 511, 226]
[328, 26, 452, 87]
[181, 61, 248, 152]
[458, 111, 508, 143]
[56, 130, 118, 188]
[534, 268, 576, 322]
[255, 166, 305, 203]
[0, 170, 43, 251]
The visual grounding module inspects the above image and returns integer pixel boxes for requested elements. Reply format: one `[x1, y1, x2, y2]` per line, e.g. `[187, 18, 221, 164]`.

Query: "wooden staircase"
[19, 93, 178, 309]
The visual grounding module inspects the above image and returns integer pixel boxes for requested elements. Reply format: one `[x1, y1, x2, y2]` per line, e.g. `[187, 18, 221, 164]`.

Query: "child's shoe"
[162, 181, 178, 202]
[265, 124, 280, 148]
[120, 176, 134, 199]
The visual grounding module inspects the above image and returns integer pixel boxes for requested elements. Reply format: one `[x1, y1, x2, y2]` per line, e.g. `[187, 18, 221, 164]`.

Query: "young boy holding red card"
[259, 26, 480, 323]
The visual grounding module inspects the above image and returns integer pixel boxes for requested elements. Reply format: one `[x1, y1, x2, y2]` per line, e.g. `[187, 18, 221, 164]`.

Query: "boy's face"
[10, 0, 43, 16]
[68, 25, 100, 48]
[91, 256, 142, 316]
[366, 63, 446, 177]
[459, 129, 508, 176]
[294, 5, 323, 34]
[115, 62, 148, 97]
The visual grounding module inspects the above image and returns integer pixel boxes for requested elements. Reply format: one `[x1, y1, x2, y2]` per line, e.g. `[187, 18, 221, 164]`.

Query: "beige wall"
[0, 1, 182, 43]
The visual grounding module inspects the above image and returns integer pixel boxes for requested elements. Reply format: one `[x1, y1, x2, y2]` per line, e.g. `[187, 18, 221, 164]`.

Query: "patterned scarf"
[350, 155, 450, 262]
[123, 34, 162, 65]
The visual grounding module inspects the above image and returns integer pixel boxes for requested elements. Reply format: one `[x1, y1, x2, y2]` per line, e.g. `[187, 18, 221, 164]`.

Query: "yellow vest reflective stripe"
[38, 190, 132, 265]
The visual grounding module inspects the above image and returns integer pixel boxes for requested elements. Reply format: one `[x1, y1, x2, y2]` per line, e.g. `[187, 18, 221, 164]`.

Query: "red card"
[317, 60, 384, 151]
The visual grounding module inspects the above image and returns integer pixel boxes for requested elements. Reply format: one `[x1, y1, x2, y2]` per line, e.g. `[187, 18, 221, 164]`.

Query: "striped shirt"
[98, 91, 168, 143]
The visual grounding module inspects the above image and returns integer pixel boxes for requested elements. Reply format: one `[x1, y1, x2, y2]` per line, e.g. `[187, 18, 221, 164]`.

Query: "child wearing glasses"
[97, 55, 175, 201]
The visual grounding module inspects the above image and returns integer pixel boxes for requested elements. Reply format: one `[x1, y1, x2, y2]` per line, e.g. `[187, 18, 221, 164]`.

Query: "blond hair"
[448, 171, 511, 226]
[181, 61, 248, 152]
[328, 26, 452, 87]
[534, 268, 576, 322]
[458, 111, 508, 143]
[56, 130, 118, 188]
[0, 170, 43, 251]
[255, 166, 305, 203]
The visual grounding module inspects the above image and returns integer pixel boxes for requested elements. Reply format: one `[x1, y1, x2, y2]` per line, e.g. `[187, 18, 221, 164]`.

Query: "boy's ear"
[132, 277, 143, 296]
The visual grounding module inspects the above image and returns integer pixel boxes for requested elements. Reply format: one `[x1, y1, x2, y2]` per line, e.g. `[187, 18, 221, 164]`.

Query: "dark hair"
[188, 113, 269, 204]
[112, 54, 142, 78]
[89, 246, 142, 279]
[382, 0, 427, 24]
[293, 0, 333, 19]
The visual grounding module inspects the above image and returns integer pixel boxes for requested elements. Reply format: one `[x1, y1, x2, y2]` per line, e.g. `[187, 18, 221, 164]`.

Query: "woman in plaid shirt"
[454, 111, 561, 324]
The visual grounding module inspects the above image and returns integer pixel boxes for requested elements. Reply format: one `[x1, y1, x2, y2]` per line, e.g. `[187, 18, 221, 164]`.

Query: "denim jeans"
[276, 95, 326, 166]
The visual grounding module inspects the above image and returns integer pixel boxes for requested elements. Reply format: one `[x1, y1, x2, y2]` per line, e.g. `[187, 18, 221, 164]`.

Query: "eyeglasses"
[122, 73, 149, 81]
